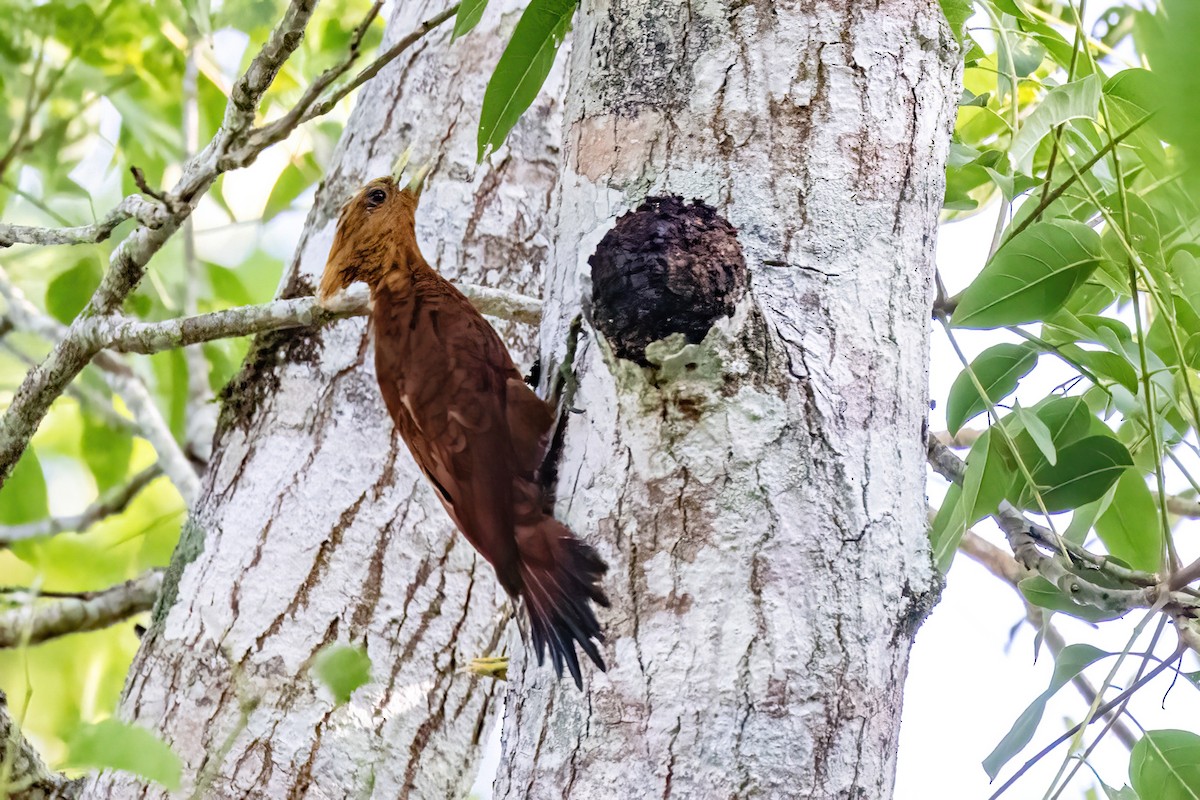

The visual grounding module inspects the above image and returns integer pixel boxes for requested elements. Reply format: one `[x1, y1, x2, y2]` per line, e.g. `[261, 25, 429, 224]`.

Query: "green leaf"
[0, 448, 47, 525]
[1022, 434, 1133, 512]
[992, 0, 1028, 19]
[983, 643, 1109, 779]
[1017, 17, 1079, 71]
[930, 483, 966, 574]
[1100, 782, 1141, 800]
[953, 220, 1103, 329]
[1019, 575, 1130, 623]
[1064, 495, 1109, 544]
[960, 89, 990, 108]
[938, 0, 974, 45]
[1104, 69, 1167, 176]
[206, 263, 255, 307]
[1009, 74, 1102, 174]
[1135, 1, 1200, 174]
[46, 257, 103, 325]
[151, 349, 190, 442]
[1130, 730, 1200, 800]
[477, 0, 575, 161]
[945, 343, 1039, 434]
[1170, 250, 1200, 321]
[181, 0, 212, 36]
[1095, 469, 1162, 572]
[932, 432, 1016, 573]
[263, 153, 320, 221]
[1031, 395, 1093, 449]
[1009, 36, 1045, 79]
[453, 0, 489, 39]
[1012, 400, 1056, 466]
[312, 643, 371, 704]
[82, 416, 133, 493]
[962, 430, 1012, 524]
[1057, 343, 1140, 394]
[63, 719, 182, 790]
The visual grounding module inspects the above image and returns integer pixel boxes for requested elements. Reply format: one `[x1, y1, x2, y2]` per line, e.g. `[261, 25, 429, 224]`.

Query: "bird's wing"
[373, 271, 530, 591]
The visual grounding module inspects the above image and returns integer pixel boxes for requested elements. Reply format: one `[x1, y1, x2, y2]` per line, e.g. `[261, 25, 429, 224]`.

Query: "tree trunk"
[495, 1, 957, 798]
[84, 2, 566, 796]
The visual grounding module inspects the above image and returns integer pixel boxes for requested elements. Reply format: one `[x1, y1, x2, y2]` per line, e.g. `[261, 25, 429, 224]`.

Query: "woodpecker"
[318, 167, 608, 688]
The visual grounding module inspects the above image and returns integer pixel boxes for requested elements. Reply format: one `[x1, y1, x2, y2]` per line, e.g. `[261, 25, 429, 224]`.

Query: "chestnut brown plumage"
[319, 176, 609, 688]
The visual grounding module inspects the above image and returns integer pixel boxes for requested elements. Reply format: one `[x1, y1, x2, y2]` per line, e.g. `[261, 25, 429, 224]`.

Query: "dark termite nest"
[587, 196, 747, 366]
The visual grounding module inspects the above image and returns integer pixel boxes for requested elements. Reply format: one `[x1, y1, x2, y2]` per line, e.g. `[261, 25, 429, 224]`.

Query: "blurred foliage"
[310, 643, 372, 705]
[934, 0, 1200, 796]
[0, 0, 384, 775]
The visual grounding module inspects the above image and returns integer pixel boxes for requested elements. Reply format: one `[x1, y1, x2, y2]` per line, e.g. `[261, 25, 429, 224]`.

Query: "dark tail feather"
[517, 517, 609, 689]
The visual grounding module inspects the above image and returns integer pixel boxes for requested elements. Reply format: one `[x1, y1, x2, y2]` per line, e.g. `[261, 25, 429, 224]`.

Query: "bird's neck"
[368, 237, 432, 297]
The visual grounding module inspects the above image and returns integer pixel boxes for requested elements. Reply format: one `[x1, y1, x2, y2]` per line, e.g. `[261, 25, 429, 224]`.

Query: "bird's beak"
[392, 146, 432, 200]
[408, 164, 431, 197]
[392, 146, 413, 183]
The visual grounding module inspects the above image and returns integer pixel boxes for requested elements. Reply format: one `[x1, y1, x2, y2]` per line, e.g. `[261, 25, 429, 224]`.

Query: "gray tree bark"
[495, 1, 958, 798]
[83, 1, 566, 796]
[80, 0, 958, 796]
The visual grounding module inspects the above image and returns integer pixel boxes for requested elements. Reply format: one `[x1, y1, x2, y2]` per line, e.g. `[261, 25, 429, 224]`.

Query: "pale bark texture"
[85, 2, 566, 796]
[495, 1, 958, 798]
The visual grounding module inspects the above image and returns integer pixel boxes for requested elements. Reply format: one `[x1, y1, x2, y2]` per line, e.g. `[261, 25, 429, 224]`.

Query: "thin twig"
[0, 466, 162, 545]
[0, 196, 163, 248]
[0, 570, 163, 648]
[287, 4, 460, 130]
[987, 642, 1187, 799]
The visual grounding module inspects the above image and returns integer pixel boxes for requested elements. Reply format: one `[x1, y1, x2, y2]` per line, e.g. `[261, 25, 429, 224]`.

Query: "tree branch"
[0, 466, 162, 545]
[0, 690, 82, 798]
[0, 267, 200, 504]
[95, 284, 542, 354]
[0, 196, 163, 248]
[926, 437, 1186, 613]
[241, 0, 389, 151]
[0, 571, 162, 648]
[283, 4, 460, 130]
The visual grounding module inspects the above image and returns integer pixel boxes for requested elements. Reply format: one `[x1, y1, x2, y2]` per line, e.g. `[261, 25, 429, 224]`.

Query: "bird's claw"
[465, 656, 509, 681]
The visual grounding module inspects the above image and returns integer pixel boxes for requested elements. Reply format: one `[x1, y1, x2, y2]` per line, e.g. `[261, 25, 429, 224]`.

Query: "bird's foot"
[465, 656, 508, 681]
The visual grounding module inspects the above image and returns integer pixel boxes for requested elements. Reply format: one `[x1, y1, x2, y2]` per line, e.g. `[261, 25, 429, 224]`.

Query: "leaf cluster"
[934, 0, 1200, 796]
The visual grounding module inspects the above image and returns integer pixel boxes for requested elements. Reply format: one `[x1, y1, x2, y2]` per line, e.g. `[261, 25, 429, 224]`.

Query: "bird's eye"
[366, 188, 387, 207]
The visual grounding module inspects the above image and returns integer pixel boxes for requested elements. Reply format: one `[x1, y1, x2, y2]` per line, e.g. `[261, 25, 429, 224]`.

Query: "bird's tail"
[515, 516, 609, 689]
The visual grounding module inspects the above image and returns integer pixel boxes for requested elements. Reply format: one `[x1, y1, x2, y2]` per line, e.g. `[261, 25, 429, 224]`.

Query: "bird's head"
[319, 157, 431, 304]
